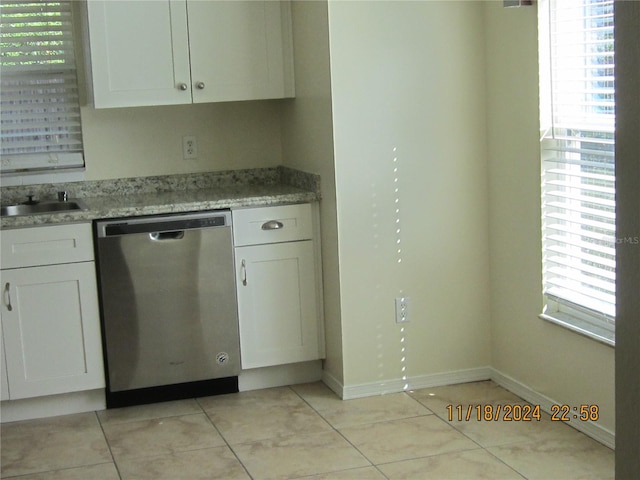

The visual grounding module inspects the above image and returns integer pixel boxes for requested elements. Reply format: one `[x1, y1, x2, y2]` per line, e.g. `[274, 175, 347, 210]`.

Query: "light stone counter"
[0, 167, 320, 229]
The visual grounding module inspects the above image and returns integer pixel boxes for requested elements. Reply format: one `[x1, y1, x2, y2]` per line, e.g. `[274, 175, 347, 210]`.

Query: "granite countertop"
[0, 167, 320, 229]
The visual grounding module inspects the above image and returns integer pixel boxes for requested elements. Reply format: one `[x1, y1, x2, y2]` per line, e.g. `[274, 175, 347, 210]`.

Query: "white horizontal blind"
[0, 0, 84, 172]
[540, 0, 615, 322]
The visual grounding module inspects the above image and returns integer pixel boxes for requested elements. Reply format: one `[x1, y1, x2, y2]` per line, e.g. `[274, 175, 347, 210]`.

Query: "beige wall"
[69, 1, 616, 436]
[80, 101, 284, 180]
[484, 2, 615, 433]
[326, 0, 491, 387]
[281, 1, 343, 383]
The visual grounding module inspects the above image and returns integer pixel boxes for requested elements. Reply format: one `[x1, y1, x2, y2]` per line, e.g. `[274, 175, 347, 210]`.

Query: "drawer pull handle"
[261, 220, 284, 231]
[241, 259, 247, 286]
[4, 283, 12, 312]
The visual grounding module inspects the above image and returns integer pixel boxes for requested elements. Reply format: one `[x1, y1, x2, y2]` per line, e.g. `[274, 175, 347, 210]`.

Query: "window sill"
[1, 168, 86, 187]
[539, 312, 615, 347]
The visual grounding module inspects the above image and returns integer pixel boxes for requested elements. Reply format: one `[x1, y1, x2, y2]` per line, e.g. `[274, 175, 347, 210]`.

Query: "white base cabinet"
[233, 204, 324, 369]
[1, 321, 8, 401]
[0, 224, 104, 400]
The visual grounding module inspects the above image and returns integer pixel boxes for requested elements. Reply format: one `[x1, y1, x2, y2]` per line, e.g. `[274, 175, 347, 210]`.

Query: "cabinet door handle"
[4, 283, 12, 311]
[261, 220, 284, 230]
[241, 259, 247, 286]
[196, 82, 205, 90]
[178, 83, 188, 91]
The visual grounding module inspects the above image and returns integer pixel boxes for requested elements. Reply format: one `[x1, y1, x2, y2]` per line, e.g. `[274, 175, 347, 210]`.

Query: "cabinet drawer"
[1, 223, 94, 269]
[233, 203, 313, 246]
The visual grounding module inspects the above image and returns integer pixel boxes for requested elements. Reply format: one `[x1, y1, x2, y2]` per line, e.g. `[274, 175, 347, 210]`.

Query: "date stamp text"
[446, 404, 599, 422]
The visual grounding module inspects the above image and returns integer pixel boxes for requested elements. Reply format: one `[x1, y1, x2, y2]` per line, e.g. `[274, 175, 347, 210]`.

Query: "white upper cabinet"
[188, 1, 294, 103]
[86, 0, 191, 107]
[86, 0, 294, 108]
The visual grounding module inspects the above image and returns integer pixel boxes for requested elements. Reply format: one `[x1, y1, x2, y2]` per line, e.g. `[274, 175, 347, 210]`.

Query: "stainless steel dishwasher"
[94, 210, 240, 408]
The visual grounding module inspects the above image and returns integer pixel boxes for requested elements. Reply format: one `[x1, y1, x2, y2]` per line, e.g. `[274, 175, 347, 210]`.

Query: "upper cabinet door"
[86, 0, 294, 108]
[187, 0, 294, 103]
[87, 0, 192, 108]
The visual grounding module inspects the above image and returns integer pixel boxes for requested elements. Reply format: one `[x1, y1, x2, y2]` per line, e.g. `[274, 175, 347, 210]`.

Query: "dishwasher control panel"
[96, 210, 231, 237]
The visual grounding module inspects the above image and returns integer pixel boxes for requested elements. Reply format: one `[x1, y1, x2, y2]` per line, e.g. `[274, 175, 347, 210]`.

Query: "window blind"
[540, 0, 615, 323]
[0, 0, 84, 173]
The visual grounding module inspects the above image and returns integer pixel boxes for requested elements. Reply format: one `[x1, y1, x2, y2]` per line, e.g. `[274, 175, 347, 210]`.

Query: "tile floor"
[0, 381, 614, 479]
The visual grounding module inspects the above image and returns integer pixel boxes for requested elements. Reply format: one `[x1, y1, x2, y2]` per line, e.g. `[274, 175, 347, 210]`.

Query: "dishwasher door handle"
[149, 231, 185, 241]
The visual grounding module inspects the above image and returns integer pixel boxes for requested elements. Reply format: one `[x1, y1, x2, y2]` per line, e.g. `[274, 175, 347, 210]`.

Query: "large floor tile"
[0, 413, 112, 478]
[232, 430, 370, 480]
[449, 409, 585, 448]
[291, 382, 346, 411]
[97, 399, 203, 426]
[488, 434, 614, 480]
[116, 446, 251, 480]
[198, 386, 304, 412]
[200, 385, 332, 444]
[409, 380, 524, 420]
[339, 415, 479, 465]
[102, 413, 225, 460]
[0, 381, 615, 480]
[292, 466, 388, 480]
[5, 463, 120, 480]
[378, 449, 524, 480]
[294, 383, 431, 429]
[206, 401, 333, 445]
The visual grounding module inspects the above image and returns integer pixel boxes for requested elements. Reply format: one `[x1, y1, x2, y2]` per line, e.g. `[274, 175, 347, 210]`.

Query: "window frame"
[0, 0, 86, 178]
[538, 0, 616, 346]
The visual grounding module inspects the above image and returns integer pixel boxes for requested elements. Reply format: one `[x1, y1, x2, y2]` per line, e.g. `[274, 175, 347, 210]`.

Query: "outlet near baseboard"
[395, 297, 410, 323]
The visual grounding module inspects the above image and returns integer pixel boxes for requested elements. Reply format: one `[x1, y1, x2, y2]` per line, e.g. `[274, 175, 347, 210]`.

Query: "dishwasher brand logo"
[216, 352, 230, 365]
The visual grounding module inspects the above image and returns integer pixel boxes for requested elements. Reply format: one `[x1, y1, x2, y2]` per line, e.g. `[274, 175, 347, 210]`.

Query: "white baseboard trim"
[1, 389, 106, 423]
[324, 367, 492, 400]
[409, 367, 493, 393]
[321, 367, 614, 449]
[490, 368, 615, 450]
[239, 360, 323, 392]
[321, 369, 346, 399]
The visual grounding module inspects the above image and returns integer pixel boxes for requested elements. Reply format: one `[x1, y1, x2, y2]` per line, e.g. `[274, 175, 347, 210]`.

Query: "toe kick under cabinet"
[232, 203, 325, 369]
[0, 223, 105, 400]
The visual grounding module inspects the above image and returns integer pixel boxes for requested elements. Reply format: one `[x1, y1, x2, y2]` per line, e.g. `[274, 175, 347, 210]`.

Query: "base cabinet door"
[1, 262, 104, 399]
[0, 321, 9, 401]
[235, 240, 320, 369]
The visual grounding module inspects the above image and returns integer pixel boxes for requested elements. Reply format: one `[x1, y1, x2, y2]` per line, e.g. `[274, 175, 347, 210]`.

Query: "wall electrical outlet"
[182, 136, 197, 160]
[395, 297, 411, 323]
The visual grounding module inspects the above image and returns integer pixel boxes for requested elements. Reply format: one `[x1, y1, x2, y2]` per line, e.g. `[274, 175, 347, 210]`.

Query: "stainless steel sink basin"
[1, 199, 88, 217]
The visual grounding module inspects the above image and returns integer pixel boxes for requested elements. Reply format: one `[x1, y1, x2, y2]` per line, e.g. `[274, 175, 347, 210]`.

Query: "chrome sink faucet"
[24, 194, 38, 205]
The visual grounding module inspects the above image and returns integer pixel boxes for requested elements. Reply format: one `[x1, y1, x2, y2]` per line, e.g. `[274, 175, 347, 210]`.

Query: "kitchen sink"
[1, 199, 88, 217]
